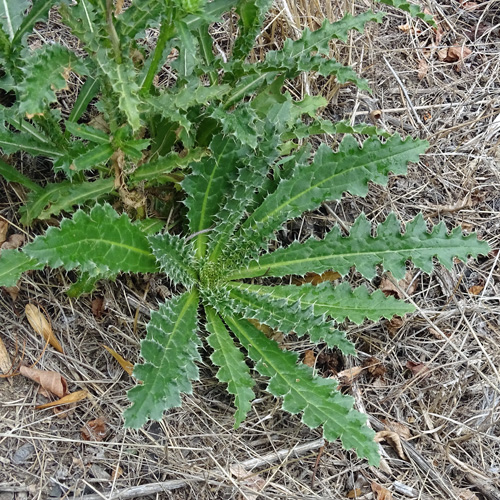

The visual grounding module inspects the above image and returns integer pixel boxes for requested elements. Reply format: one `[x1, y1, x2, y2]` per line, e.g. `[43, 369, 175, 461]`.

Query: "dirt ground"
[1, 1, 499, 499]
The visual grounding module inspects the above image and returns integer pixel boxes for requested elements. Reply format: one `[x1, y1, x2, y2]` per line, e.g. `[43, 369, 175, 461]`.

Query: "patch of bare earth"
[1, 1, 499, 499]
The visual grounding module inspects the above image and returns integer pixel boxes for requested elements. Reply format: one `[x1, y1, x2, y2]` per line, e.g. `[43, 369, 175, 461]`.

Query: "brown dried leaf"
[380, 271, 417, 299]
[0, 334, 12, 375]
[468, 284, 484, 295]
[1, 233, 24, 250]
[398, 24, 421, 34]
[369, 109, 382, 122]
[445, 45, 472, 62]
[102, 345, 134, 376]
[381, 419, 411, 440]
[293, 270, 341, 286]
[230, 464, 266, 500]
[437, 47, 449, 61]
[406, 360, 430, 379]
[347, 488, 363, 498]
[19, 365, 68, 398]
[371, 481, 393, 500]
[374, 431, 405, 460]
[36, 389, 88, 410]
[247, 319, 283, 343]
[0, 220, 8, 245]
[111, 465, 124, 480]
[25, 304, 63, 353]
[303, 350, 316, 367]
[457, 489, 479, 500]
[336, 366, 363, 385]
[362, 356, 386, 380]
[81, 417, 108, 442]
[91, 297, 105, 318]
[387, 315, 404, 336]
[461, 2, 479, 10]
[4, 285, 19, 301]
[417, 59, 429, 80]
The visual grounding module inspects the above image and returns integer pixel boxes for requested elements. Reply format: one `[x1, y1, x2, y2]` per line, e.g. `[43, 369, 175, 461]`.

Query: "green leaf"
[71, 143, 114, 172]
[0, 158, 41, 192]
[171, 20, 199, 81]
[13, 0, 57, 46]
[205, 307, 255, 427]
[0, 129, 62, 158]
[225, 283, 355, 353]
[65, 121, 109, 144]
[207, 119, 282, 262]
[116, 0, 164, 40]
[183, 135, 243, 257]
[231, 213, 490, 281]
[23, 203, 158, 275]
[0, 249, 43, 287]
[129, 148, 207, 186]
[124, 289, 201, 428]
[233, 0, 273, 59]
[0, 0, 29, 40]
[225, 315, 379, 465]
[18, 44, 87, 117]
[134, 218, 166, 235]
[20, 178, 115, 224]
[66, 270, 114, 297]
[229, 281, 415, 324]
[238, 135, 428, 250]
[95, 49, 142, 132]
[376, 0, 435, 23]
[210, 105, 259, 148]
[148, 233, 198, 288]
[68, 77, 100, 123]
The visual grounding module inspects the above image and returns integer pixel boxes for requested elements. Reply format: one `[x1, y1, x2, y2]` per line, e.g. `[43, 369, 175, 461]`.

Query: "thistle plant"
[0, 0, 489, 465]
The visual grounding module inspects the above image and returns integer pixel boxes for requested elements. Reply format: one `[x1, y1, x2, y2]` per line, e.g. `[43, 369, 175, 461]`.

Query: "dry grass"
[1, 0, 499, 499]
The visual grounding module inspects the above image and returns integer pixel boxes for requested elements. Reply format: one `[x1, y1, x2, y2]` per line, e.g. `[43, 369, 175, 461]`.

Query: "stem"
[106, 0, 122, 64]
[140, 11, 176, 96]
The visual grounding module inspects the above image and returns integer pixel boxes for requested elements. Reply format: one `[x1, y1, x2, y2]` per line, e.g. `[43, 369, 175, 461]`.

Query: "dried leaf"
[417, 59, 428, 80]
[25, 304, 63, 353]
[111, 465, 124, 480]
[347, 488, 363, 498]
[406, 360, 430, 379]
[371, 481, 393, 500]
[381, 419, 411, 440]
[293, 270, 340, 286]
[336, 366, 363, 385]
[36, 389, 88, 410]
[468, 284, 484, 295]
[380, 271, 417, 299]
[1, 233, 25, 250]
[0, 220, 8, 245]
[461, 2, 479, 10]
[91, 297, 105, 318]
[247, 319, 283, 343]
[387, 315, 404, 336]
[81, 417, 108, 441]
[374, 431, 405, 460]
[102, 345, 134, 376]
[19, 365, 68, 398]
[362, 357, 386, 380]
[437, 47, 449, 61]
[398, 24, 421, 34]
[4, 285, 19, 301]
[445, 45, 472, 63]
[303, 350, 316, 367]
[230, 464, 266, 500]
[457, 489, 479, 500]
[0, 334, 12, 375]
[369, 109, 382, 122]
